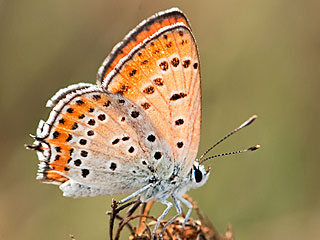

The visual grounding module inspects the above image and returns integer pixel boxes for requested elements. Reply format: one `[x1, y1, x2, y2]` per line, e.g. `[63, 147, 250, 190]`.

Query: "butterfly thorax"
[140, 162, 209, 202]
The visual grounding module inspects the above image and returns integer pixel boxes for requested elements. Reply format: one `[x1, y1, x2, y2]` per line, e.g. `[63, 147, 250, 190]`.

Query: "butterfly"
[26, 7, 259, 234]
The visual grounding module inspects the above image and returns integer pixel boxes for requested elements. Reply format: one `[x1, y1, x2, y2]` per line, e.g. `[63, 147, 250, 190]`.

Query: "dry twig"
[107, 195, 234, 240]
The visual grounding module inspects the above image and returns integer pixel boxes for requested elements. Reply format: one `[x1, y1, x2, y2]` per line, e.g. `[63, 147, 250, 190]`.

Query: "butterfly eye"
[194, 167, 203, 183]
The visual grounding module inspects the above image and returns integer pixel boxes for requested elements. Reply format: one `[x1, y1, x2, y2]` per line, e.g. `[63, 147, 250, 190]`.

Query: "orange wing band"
[97, 8, 190, 83]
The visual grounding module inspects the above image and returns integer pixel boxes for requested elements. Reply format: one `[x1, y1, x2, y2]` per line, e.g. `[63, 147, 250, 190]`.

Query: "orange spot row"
[46, 172, 68, 183]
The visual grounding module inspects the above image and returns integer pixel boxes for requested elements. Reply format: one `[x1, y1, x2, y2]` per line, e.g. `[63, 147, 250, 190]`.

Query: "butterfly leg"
[161, 194, 182, 233]
[118, 183, 152, 204]
[178, 196, 193, 229]
[153, 199, 173, 234]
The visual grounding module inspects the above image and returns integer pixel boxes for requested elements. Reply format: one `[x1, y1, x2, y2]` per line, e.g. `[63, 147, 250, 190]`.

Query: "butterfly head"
[190, 161, 210, 188]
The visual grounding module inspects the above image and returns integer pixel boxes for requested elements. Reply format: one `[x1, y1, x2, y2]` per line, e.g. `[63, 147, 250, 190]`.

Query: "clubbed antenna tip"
[248, 144, 261, 151]
[239, 115, 257, 128]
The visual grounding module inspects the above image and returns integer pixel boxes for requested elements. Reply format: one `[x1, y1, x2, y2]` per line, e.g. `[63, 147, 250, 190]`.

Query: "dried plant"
[107, 194, 234, 240]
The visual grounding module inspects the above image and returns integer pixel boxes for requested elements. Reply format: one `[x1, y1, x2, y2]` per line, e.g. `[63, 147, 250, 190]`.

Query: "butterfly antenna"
[199, 144, 260, 164]
[198, 115, 258, 162]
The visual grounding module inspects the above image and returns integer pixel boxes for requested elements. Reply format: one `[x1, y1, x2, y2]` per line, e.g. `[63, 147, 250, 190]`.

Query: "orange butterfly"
[26, 8, 259, 234]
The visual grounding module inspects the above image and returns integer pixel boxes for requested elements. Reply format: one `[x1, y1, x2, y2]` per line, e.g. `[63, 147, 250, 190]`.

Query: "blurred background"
[1, 0, 320, 239]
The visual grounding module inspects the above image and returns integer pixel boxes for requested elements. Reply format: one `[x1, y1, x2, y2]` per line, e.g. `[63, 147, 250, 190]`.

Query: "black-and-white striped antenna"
[198, 115, 260, 164]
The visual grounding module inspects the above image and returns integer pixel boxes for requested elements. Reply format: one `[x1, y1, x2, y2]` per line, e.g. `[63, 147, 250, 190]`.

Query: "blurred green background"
[1, 0, 319, 239]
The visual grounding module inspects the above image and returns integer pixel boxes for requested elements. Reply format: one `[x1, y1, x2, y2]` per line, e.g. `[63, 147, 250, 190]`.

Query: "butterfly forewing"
[100, 24, 201, 175]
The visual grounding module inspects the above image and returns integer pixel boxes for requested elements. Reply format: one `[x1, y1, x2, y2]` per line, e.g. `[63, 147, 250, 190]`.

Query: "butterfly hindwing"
[33, 85, 174, 197]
